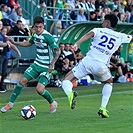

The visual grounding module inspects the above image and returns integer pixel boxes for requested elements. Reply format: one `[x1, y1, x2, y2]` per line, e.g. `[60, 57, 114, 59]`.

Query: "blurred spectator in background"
[110, 45, 129, 82]
[78, 0, 87, 9]
[0, 20, 11, 93]
[101, 6, 111, 19]
[62, 43, 75, 72]
[7, 6, 27, 28]
[55, 43, 65, 73]
[86, 0, 96, 12]
[115, 45, 130, 76]
[9, 20, 29, 42]
[113, 0, 119, 10]
[95, 9, 103, 21]
[76, 8, 87, 22]
[40, 0, 47, 7]
[113, 9, 120, 21]
[1, 4, 15, 33]
[119, 0, 127, 22]
[59, 3, 71, 29]
[9, 7, 17, 25]
[74, 48, 84, 64]
[0, 0, 19, 9]
[1, 26, 21, 59]
[95, 0, 104, 10]
[1, 4, 10, 19]
[67, 0, 75, 9]
[15, 7, 28, 29]
[40, 0, 46, 15]
[124, 0, 132, 22]
[90, 11, 97, 21]
[77, 0, 88, 20]
[50, 0, 65, 35]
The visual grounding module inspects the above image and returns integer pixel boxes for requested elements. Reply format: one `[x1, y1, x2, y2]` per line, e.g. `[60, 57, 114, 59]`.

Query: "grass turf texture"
[0, 83, 133, 133]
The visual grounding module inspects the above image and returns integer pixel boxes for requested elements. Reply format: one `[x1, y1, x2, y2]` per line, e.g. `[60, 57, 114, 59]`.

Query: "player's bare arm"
[49, 47, 61, 72]
[9, 37, 32, 47]
[73, 31, 94, 51]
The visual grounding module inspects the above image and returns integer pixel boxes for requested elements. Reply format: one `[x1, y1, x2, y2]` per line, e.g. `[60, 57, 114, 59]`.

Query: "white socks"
[101, 83, 113, 108]
[62, 80, 113, 108]
[62, 80, 73, 96]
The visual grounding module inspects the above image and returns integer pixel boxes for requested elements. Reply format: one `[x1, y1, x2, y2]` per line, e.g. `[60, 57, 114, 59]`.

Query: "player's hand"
[48, 68, 54, 73]
[48, 64, 54, 73]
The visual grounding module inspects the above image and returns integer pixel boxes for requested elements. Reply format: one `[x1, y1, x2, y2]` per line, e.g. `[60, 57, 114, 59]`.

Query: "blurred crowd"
[55, 43, 84, 74]
[0, 0, 31, 41]
[40, 0, 133, 32]
[0, 0, 133, 36]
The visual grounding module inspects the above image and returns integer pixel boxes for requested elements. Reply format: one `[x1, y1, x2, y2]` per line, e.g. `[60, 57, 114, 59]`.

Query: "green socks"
[9, 83, 54, 104]
[10, 83, 23, 103]
[41, 90, 54, 104]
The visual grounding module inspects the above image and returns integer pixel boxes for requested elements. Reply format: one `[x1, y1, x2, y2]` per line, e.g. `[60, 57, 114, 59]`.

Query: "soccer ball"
[54, 79, 62, 87]
[21, 105, 36, 120]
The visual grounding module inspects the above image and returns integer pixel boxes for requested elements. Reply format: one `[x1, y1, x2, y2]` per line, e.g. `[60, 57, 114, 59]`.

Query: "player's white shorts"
[72, 56, 111, 82]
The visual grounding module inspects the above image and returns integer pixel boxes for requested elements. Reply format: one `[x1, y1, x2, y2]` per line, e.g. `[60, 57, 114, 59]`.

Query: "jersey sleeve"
[29, 34, 34, 44]
[120, 33, 132, 43]
[90, 28, 98, 37]
[45, 34, 59, 50]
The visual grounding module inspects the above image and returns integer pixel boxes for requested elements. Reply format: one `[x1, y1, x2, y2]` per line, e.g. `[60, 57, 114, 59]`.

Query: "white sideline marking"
[0, 90, 132, 105]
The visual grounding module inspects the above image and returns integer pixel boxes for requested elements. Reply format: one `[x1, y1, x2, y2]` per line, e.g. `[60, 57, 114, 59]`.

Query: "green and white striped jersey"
[29, 30, 58, 68]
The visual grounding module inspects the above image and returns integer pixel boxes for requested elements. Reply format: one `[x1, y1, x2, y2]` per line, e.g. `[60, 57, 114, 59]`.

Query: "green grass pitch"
[0, 83, 133, 133]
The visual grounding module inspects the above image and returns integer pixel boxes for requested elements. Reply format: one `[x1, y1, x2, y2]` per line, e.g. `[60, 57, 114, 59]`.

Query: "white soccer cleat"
[50, 101, 58, 113]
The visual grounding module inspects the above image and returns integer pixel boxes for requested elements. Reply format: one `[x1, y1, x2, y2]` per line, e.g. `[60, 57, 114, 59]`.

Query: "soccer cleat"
[1, 102, 14, 113]
[68, 91, 78, 109]
[98, 106, 109, 118]
[0, 84, 7, 93]
[0, 89, 6, 93]
[50, 101, 58, 113]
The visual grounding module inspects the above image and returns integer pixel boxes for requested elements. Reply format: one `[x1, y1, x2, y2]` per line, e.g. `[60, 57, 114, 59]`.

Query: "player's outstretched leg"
[98, 106, 109, 118]
[68, 91, 78, 109]
[1, 82, 23, 113]
[50, 101, 58, 113]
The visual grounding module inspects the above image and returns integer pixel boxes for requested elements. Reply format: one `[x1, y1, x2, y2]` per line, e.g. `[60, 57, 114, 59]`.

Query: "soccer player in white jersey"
[61, 14, 133, 118]
[1, 16, 61, 113]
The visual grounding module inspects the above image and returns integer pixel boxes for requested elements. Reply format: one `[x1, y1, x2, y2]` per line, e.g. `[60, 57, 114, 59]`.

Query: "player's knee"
[19, 77, 28, 85]
[104, 77, 113, 83]
[36, 84, 45, 95]
[36, 88, 44, 95]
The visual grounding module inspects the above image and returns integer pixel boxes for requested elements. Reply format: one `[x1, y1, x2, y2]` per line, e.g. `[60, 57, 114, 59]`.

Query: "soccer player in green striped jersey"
[1, 16, 61, 113]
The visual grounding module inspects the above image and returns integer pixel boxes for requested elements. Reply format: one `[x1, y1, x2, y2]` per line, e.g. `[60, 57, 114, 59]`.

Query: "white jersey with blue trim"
[86, 27, 132, 64]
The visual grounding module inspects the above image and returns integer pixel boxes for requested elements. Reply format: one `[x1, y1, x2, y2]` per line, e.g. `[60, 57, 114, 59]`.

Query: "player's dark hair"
[34, 16, 44, 25]
[104, 14, 118, 28]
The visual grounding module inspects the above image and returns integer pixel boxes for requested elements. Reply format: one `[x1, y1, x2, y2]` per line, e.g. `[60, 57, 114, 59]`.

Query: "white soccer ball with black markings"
[54, 79, 62, 87]
[21, 105, 36, 120]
